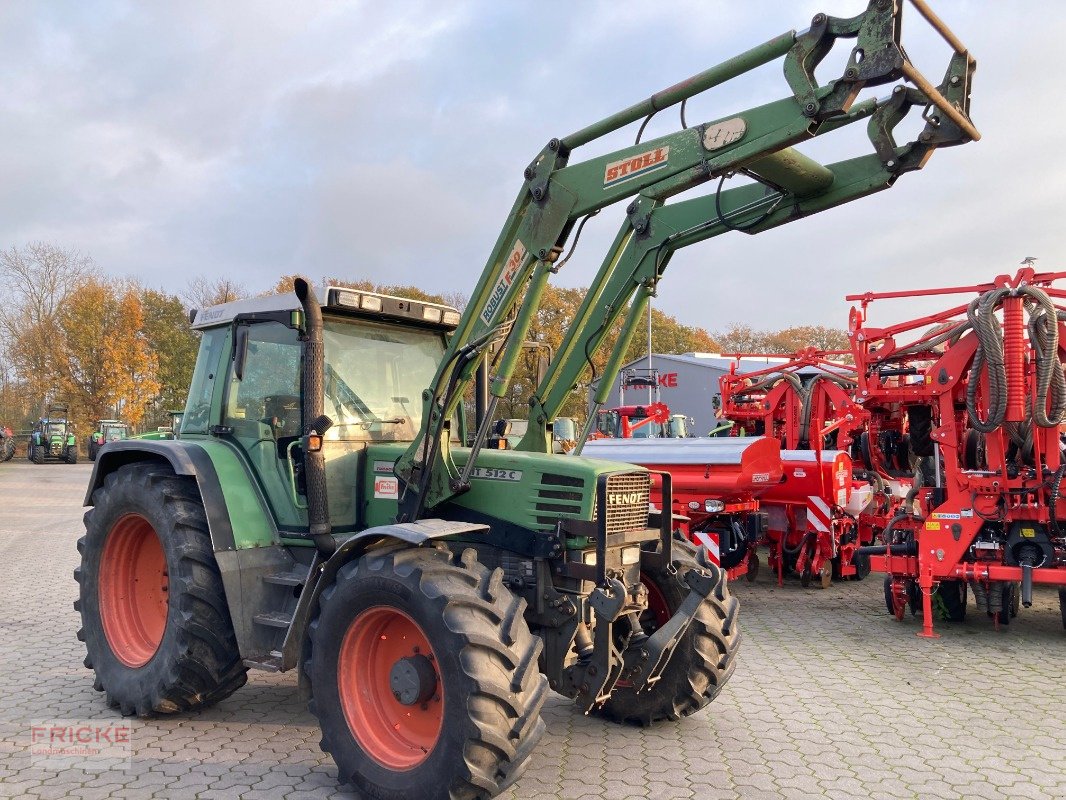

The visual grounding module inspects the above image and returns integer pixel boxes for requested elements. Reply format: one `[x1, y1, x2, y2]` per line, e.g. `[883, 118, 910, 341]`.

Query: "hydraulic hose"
[966, 288, 1010, 433]
[966, 284, 1066, 436]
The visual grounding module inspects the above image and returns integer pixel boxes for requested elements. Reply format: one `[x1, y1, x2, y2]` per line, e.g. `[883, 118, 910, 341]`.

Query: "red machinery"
[718, 351, 878, 586]
[580, 436, 780, 579]
[848, 266, 1066, 634]
[590, 401, 674, 439]
[719, 349, 864, 450]
[589, 368, 690, 440]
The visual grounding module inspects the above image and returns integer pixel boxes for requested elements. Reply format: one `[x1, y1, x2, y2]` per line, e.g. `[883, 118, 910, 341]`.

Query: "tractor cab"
[183, 286, 462, 532]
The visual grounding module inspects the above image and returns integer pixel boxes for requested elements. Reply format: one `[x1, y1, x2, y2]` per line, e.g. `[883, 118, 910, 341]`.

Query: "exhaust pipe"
[294, 279, 335, 556]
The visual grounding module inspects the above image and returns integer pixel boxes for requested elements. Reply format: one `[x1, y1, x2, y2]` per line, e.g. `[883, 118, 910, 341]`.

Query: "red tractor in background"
[718, 351, 878, 587]
[848, 265, 1066, 634]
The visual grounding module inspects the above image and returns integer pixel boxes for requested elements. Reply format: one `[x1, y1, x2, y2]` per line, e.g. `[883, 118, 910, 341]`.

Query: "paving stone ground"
[1, 460, 1063, 799]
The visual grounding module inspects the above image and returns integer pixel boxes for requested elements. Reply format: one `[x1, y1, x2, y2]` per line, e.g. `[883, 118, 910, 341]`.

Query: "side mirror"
[233, 326, 250, 381]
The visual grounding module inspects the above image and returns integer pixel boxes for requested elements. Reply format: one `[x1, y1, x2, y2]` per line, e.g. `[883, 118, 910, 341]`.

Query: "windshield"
[323, 317, 447, 442]
[46, 422, 66, 436]
[102, 424, 126, 439]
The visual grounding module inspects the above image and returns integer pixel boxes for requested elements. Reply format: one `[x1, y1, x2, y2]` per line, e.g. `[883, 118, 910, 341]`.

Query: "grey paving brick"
[2, 460, 1065, 800]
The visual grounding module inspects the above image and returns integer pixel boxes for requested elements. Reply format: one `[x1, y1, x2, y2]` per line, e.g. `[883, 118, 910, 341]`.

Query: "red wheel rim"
[642, 572, 672, 629]
[98, 514, 169, 668]
[338, 607, 443, 770]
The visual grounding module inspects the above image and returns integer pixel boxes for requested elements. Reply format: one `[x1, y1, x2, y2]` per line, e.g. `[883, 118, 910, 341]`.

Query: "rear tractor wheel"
[75, 464, 247, 716]
[307, 546, 547, 800]
[30, 443, 44, 464]
[933, 579, 967, 622]
[596, 540, 739, 726]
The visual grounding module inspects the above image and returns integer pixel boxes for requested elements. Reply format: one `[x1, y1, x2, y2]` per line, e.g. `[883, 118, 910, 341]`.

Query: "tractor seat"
[264, 395, 301, 438]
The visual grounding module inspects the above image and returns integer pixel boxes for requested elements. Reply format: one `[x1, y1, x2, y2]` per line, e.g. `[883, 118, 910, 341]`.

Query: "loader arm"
[397, 0, 977, 520]
[521, 80, 974, 453]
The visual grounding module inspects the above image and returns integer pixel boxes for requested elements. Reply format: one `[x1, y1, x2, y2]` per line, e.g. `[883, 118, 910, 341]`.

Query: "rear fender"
[84, 440, 241, 553]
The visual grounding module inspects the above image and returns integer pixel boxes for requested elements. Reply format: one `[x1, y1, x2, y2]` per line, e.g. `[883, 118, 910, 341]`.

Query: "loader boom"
[397, 0, 978, 521]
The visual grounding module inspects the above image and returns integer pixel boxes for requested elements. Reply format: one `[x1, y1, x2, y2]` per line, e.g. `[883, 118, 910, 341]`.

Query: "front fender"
[284, 519, 489, 674]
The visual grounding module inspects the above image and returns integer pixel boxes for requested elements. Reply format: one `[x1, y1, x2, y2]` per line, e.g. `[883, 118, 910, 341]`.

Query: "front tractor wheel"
[597, 540, 740, 726]
[75, 464, 247, 716]
[308, 546, 547, 800]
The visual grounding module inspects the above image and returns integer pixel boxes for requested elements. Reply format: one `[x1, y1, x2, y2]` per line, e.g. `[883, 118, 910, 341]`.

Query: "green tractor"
[87, 420, 129, 461]
[129, 410, 184, 441]
[74, 5, 976, 798]
[29, 404, 78, 464]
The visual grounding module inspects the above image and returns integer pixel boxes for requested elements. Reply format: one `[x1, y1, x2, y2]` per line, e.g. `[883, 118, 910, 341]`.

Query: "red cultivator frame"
[848, 266, 1066, 634]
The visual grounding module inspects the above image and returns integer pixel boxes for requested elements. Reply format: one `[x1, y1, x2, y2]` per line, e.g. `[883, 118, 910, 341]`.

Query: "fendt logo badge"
[480, 239, 526, 324]
[603, 146, 669, 188]
[607, 492, 642, 506]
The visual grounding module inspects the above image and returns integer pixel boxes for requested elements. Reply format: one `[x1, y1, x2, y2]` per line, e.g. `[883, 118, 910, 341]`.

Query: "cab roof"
[190, 285, 461, 332]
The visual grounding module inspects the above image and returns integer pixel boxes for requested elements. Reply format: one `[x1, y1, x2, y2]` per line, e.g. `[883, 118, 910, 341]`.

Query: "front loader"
[75, 4, 978, 798]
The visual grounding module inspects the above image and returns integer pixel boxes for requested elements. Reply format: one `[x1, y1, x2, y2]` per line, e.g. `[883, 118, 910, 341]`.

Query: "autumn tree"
[54, 278, 161, 432]
[0, 242, 97, 417]
[713, 323, 849, 355]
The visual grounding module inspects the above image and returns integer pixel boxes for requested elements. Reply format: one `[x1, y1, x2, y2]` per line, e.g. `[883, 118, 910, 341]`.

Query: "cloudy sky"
[0, 1, 1060, 333]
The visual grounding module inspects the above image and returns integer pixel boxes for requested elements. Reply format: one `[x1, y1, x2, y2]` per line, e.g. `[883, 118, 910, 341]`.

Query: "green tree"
[141, 288, 198, 419]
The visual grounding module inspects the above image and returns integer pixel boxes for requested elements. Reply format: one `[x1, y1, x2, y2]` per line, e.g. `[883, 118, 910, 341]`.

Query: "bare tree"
[182, 275, 247, 310]
[0, 242, 97, 333]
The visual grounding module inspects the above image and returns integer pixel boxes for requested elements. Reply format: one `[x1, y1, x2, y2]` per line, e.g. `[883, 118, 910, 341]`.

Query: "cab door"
[221, 320, 308, 532]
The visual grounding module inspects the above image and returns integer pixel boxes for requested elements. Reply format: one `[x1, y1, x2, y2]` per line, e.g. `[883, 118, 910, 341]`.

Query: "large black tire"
[934, 579, 967, 622]
[1059, 590, 1066, 630]
[75, 463, 247, 716]
[88, 440, 99, 462]
[307, 545, 547, 800]
[908, 406, 934, 458]
[30, 442, 44, 464]
[0, 438, 14, 462]
[883, 575, 894, 615]
[597, 540, 739, 726]
[66, 446, 78, 464]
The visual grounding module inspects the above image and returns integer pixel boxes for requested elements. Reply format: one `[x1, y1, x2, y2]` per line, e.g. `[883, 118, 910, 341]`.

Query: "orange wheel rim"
[98, 514, 169, 668]
[338, 607, 443, 770]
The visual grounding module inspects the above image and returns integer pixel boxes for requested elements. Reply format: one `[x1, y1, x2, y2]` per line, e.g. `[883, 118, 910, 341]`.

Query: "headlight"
[705, 499, 725, 513]
[582, 551, 597, 566]
[422, 305, 443, 323]
[688, 500, 701, 511]
[621, 546, 641, 565]
[360, 294, 383, 312]
[335, 290, 359, 308]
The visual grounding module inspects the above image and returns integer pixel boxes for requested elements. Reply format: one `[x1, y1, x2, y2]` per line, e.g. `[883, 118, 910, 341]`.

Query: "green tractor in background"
[129, 410, 184, 441]
[87, 420, 129, 462]
[29, 404, 78, 464]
